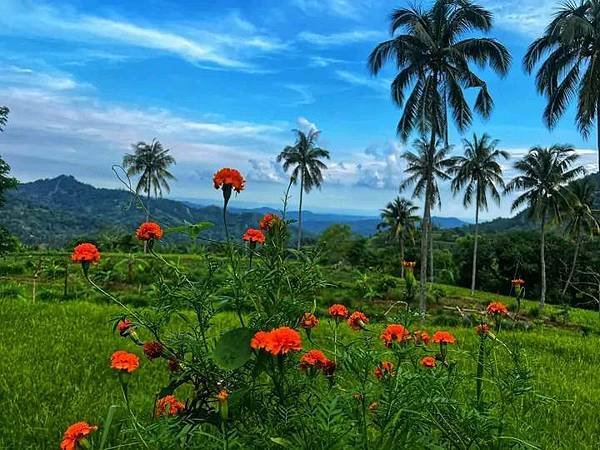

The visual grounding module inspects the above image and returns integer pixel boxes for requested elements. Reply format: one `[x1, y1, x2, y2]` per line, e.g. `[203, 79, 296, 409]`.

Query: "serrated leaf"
[212, 327, 254, 370]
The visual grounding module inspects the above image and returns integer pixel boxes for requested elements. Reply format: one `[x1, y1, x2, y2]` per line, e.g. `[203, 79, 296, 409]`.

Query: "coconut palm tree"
[561, 178, 600, 296]
[523, 0, 600, 172]
[0, 106, 8, 132]
[277, 129, 330, 249]
[378, 197, 419, 277]
[505, 145, 584, 308]
[448, 133, 509, 294]
[400, 138, 453, 313]
[122, 139, 176, 221]
[368, 0, 510, 148]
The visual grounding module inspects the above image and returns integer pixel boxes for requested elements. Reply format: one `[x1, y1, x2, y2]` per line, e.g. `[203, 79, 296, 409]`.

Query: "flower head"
[475, 323, 490, 335]
[402, 261, 416, 268]
[259, 213, 279, 231]
[156, 395, 185, 417]
[300, 349, 329, 371]
[380, 324, 410, 347]
[328, 304, 348, 319]
[300, 312, 319, 329]
[71, 243, 100, 264]
[60, 422, 98, 450]
[167, 358, 182, 372]
[217, 389, 229, 403]
[347, 311, 369, 330]
[374, 361, 395, 379]
[116, 319, 133, 337]
[322, 359, 337, 377]
[143, 341, 163, 360]
[487, 302, 509, 316]
[413, 330, 430, 345]
[420, 356, 436, 368]
[265, 327, 302, 355]
[213, 168, 245, 193]
[242, 228, 265, 244]
[136, 222, 163, 241]
[250, 331, 270, 351]
[432, 331, 456, 345]
[110, 350, 139, 373]
[511, 278, 525, 286]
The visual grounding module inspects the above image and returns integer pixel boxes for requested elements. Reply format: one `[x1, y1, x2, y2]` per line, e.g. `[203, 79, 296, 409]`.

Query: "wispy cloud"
[284, 84, 316, 106]
[308, 56, 346, 68]
[481, 0, 556, 36]
[298, 30, 382, 47]
[292, 0, 374, 20]
[0, 65, 85, 91]
[0, 1, 288, 71]
[334, 70, 389, 92]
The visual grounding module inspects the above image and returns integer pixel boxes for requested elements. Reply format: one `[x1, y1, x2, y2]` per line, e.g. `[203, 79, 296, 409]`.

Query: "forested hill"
[2, 175, 263, 247]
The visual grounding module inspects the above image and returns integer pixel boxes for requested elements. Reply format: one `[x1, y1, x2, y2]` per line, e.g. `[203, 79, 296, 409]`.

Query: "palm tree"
[122, 139, 176, 222]
[523, 0, 600, 172]
[400, 138, 453, 313]
[561, 178, 600, 296]
[378, 197, 419, 277]
[277, 129, 330, 249]
[368, 0, 510, 149]
[0, 106, 8, 132]
[449, 133, 509, 294]
[505, 145, 584, 308]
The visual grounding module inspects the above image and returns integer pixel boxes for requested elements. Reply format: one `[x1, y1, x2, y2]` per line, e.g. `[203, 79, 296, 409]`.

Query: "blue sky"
[0, 0, 596, 220]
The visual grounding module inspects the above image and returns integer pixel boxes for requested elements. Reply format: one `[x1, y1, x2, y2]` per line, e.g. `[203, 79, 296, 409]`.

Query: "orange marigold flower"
[71, 243, 100, 264]
[380, 324, 410, 347]
[420, 356, 436, 368]
[60, 422, 98, 450]
[217, 389, 229, 402]
[476, 323, 490, 335]
[487, 302, 509, 316]
[374, 361, 395, 379]
[402, 261, 416, 268]
[156, 395, 185, 417]
[328, 304, 348, 319]
[250, 331, 270, 351]
[347, 311, 369, 330]
[259, 213, 279, 231]
[110, 350, 139, 373]
[300, 349, 329, 371]
[413, 330, 430, 345]
[117, 319, 133, 337]
[300, 312, 319, 329]
[265, 327, 302, 356]
[143, 341, 163, 360]
[322, 359, 337, 376]
[136, 221, 163, 241]
[213, 168, 245, 193]
[242, 228, 265, 244]
[432, 331, 456, 345]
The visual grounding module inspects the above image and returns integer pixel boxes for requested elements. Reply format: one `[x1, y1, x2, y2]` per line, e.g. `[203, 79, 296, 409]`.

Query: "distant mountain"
[0, 175, 471, 247]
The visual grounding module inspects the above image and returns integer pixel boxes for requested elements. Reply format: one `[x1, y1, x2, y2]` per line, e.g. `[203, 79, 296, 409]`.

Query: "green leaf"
[270, 437, 292, 447]
[99, 404, 119, 450]
[212, 327, 254, 370]
[165, 222, 214, 239]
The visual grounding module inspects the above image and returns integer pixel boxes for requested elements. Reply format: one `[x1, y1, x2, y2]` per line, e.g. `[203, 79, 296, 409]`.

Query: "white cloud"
[284, 85, 316, 106]
[0, 65, 84, 91]
[0, 1, 288, 71]
[308, 56, 346, 68]
[298, 30, 382, 47]
[481, 0, 556, 36]
[247, 158, 286, 183]
[292, 0, 374, 20]
[296, 117, 319, 133]
[335, 70, 389, 92]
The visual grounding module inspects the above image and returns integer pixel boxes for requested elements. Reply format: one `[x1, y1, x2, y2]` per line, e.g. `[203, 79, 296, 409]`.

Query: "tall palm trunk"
[540, 216, 547, 308]
[419, 193, 431, 315]
[562, 232, 581, 297]
[399, 228, 405, 278]
[428, 223, 434, 282]
[470, 193, 480, 295]
[297, 170, 304, 250]
[144, 177, 151, 254]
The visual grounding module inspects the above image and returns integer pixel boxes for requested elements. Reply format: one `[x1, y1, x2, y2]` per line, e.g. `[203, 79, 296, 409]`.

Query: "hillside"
[0, 175, 470, 246]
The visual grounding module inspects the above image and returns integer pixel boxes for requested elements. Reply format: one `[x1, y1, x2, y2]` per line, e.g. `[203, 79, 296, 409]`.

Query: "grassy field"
[2, 252, 600, 448]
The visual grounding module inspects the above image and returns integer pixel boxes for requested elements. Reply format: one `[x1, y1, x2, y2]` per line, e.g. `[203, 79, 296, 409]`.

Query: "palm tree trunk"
[144, 179, 151, 254]
[297, 171, 304, 250]
[428, 223, 434, 282]
[470, 200, 480, 295]
[399, 228, 405, 278]
[597, 99, 600, 172]
[419, 194, 431, 315]
[540, 216, 547, 309]
[561, 233, 581, 297]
